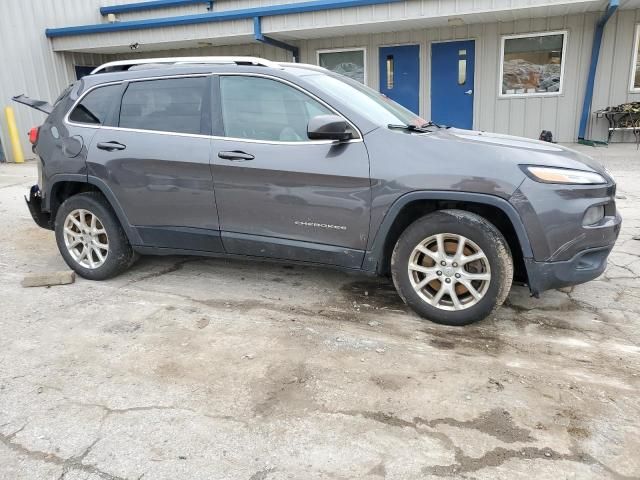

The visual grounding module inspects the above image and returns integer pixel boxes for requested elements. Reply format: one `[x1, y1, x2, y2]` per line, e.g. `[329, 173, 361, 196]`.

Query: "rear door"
[85, 75, 222, 252]
[210, 74, 371, 268]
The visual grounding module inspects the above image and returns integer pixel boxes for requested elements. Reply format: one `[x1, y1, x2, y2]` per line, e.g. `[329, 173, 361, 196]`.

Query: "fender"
[87, 175, 143, 244]
[361, 190, 534, 273]
[44, 174, 142, 244]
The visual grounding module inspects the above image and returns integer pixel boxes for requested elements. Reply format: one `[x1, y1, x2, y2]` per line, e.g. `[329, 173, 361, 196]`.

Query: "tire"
[54, 192, 137, 280]
[391, 209, 513, 326]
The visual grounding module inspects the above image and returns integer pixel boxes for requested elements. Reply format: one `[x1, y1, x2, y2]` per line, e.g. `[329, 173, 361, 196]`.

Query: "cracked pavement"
[0, 144, 639, 479]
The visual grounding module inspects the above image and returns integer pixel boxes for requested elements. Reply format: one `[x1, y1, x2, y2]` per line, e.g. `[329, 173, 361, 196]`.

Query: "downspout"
[253, 16, 300, 62]
[578, 0, 619, 142]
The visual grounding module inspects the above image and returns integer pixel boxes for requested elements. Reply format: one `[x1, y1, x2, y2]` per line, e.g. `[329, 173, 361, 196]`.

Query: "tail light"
[28, 126, 40, 145]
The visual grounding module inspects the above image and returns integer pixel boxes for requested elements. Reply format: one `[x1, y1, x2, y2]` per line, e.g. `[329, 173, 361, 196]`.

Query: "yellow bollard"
[4, 106, 25, 163]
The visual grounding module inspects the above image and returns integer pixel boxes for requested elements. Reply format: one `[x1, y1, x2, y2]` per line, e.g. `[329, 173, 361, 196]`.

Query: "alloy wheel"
[407, 233, 491, 311]
[63, 209, 109, 269]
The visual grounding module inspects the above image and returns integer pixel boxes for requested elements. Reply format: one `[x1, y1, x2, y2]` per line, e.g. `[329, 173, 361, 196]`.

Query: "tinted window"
[69, 84, 120, 125]
[119, 77, 207, 135]
[219, 76, 333, 142]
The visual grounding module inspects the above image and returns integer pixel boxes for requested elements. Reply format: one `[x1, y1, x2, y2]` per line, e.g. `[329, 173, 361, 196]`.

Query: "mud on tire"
[54, 192, 137, 280]
[391, 209, 513, 326]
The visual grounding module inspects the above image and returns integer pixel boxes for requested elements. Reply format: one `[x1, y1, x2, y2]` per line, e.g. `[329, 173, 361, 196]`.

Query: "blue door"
[379, 45, 420, 114]
[431, 40, 475, 129]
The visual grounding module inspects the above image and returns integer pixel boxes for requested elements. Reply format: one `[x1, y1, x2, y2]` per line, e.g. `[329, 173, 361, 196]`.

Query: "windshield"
[304, 73, 426, 128]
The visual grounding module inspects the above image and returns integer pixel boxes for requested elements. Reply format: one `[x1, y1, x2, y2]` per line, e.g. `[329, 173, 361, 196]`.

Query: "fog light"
[583, 205, 605, 226]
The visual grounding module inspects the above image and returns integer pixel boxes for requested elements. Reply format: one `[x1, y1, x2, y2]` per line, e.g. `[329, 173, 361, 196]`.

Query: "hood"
[438, 128, 608, 175]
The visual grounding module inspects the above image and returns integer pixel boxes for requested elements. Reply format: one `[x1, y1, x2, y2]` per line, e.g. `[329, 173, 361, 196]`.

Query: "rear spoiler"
[12, 94, 53, 115]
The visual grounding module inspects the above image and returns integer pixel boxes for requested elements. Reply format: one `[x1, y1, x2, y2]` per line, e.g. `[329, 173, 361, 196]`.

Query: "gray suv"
[15, 56, 621, 326]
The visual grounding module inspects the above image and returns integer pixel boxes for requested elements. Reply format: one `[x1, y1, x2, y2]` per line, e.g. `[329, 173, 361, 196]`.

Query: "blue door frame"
[431, 40, 475, 129]
[379, 45, 420, 114]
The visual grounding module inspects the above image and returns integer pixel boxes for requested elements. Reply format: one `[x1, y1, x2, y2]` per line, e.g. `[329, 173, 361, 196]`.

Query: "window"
[631, 25, 640, 91]
[317, 49, 366, 84]
[219, 76, 334, 142]
[69, 84, 120, 125]
[458, 49, 467, 85]
[500, 31, 567, 96]
[305, 73, 423, 128]
[119, 77, 207, 135]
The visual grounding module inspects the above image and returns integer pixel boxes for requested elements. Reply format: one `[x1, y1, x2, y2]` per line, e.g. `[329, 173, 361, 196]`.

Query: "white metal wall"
[0, 0, 114, 162]
[296, 10, 637, 142]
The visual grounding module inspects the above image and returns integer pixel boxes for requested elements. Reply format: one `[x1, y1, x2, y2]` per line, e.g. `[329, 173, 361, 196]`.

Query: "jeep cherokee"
[14, 56, 622, 325]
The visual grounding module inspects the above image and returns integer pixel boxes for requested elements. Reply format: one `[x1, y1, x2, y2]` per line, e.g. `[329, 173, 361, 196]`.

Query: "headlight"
[521, 166, 607, 185]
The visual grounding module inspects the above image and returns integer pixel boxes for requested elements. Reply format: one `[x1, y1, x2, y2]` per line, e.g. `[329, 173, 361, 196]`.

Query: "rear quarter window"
[68, 84, 120, 125]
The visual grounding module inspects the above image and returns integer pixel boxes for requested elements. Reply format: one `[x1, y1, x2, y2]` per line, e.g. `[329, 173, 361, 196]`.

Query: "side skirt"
[132, 228, 367, 270]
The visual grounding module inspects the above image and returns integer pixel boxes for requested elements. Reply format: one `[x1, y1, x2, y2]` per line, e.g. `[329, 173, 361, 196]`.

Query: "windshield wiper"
[387, 123, 435, 133]
[421, 121, 446, 129]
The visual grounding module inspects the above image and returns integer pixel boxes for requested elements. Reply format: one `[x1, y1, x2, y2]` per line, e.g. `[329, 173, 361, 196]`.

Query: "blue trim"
[578, 0, 619, 140]
[46, 0, 401, 37]
[253, 16, 299, 61]
[100, 0, 211, 16]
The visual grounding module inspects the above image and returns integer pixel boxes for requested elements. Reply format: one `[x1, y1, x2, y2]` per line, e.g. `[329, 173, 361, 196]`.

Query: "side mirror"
[307, 114, 353, 141]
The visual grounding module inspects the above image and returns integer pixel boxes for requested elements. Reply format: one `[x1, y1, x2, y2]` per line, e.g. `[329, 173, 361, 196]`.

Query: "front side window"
[500, 31, 566, 96]
[69, 84, 120, 125]
[119, 77, 207, 135]
[631, 24, 640, 91]
[304, 73, 424, 127]
[219, 76, 334, 142]
[317, 49, 366, 84]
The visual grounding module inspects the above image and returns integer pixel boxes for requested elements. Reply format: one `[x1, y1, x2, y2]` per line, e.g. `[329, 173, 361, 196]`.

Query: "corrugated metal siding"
[296, 10, 635, 142]
[590, 9, 640, 141]
[0, 0, 113, 161]
[115, 41, 293, 61]
[49, 0, 603, 52]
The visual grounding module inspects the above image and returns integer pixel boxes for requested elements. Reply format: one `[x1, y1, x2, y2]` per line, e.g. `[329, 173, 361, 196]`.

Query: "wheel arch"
[45, 175, 141, 245]
[363, 191, 533, 284]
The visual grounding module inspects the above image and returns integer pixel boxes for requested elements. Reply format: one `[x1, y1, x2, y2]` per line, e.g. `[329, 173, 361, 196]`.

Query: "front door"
[431, 40, 475, 129]
[379, 45, 420, 114]
[211, 74, 371, 268]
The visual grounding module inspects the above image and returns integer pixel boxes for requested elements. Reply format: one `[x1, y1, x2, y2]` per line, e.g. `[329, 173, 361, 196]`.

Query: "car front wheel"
[391, 209, 513, 326]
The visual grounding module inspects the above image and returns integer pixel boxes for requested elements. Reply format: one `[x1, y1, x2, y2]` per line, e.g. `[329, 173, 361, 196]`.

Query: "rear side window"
[119, 77, 207, 135]
[69, 84, 120, 125]
[219, 76, 333, 142]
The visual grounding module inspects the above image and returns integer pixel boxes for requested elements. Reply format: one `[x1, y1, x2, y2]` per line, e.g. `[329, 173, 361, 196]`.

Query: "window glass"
[119, 77, 207, 135]
[304, 73, 424, 127]
[219, 76, 333, 142]
[318, 49, 366, 83]
[69, 84, 120, 125]
[458, 49, 467, 85]
[633, 25, 640, 90]
[501, 33, 565, 95]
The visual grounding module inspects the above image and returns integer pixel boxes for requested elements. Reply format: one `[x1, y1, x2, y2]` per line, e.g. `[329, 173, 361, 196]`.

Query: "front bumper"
[525, 242, 617, 296]
[25, 185, 53, 230]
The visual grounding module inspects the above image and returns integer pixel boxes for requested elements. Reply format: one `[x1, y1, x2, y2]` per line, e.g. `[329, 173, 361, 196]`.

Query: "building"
[1, 0, 639, 162]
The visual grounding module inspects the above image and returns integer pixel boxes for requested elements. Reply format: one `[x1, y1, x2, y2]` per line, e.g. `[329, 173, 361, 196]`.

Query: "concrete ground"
[0, 144, 639, 480]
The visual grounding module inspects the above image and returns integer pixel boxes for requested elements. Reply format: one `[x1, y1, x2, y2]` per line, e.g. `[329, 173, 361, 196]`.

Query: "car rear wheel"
[391, 209, 513, 326]
[55, 192, 136, 280]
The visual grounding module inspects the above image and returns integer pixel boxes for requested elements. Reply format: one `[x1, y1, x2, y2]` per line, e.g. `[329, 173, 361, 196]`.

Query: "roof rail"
[278, 62, 329, 72]
[90, 56, 281, 74]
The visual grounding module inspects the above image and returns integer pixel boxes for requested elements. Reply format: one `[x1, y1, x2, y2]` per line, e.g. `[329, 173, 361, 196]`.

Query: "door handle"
[464, 89, 473, 95]
[218, 150, 254, 161]
[97, 141, 126, 151]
